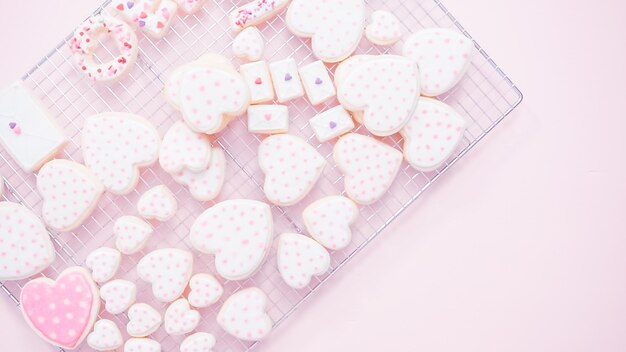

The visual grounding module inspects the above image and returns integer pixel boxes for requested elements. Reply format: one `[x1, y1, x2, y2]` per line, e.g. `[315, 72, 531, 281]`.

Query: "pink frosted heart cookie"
[217, 287, 272, 341]
[258, 134, 326, 206]
[302, 196, 359, 250]
[114, 215, 154, 255]
[20, 267, 100, 350]
[100, 279, 137, 315]
[187, 273, 223, 308]
[125, 338, 161, 352]
[0, 202, 55, 281]
[127, 303, 162, 337]
[137, 185, 178, 222]
[172, 147, 226, 202]
[87, 319, 123, 351]
[175, 0, 205, 14]
[164, 298, 200, 336]
[85, 247, 121, 283]
[112, 0, 178, 39]
[160, 121, 212, 174]
[365, 10, 403, 46]
[137, 248, 193, 302]
[229, 0, 291, 31]
[277, 233, 330, 289]
[233, 27, 265, 61]
[190, 199, 273, 281]
[180, 332, 216, 352]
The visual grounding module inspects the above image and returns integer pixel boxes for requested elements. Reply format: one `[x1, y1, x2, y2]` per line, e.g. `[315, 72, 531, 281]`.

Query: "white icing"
[127, 303, 162, 337]
[175, 0, 205, 14]
[269, 58, 304, 103]
[85, 247, 121, 283]
[299, 60, 336, 105]
[112, 0, 178, 39]
[124, 338, 161, 352]
[239, 61, 275, 104]
[180, 332, 216, 352]
[247, 105, 289, 134]
[160, 121, 212, 174]
[87, 319, 123, 351]
[187, 273, 223, 308]
[277, 233, 330, 289]
[217, 287, 272, 341]
[164, 298, 200, 336]
[309, 106, 355, 143]
[229, 0, 291, 31]
[233, 27, 265, 61]
[172, 146, 226, 202]
[365, 11, 403, 46]
[100, 279, 137, 315]
[114, 215, 154, 255]
[302, 196, 359, 250]
[137, 248, 193, 302]
[137, 185, 178, 222]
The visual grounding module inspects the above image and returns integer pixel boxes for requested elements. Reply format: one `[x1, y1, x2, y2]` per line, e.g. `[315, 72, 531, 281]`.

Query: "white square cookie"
[240, 61, 275, 104]
[269, 58, 304, 103]
[248, 105, 289, 134]
[309, 106, 355, 143]
[299, 60, 336, 105]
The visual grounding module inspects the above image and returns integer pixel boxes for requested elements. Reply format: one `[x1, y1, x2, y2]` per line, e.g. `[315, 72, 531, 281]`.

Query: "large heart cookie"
[401, 97, 467, 171]
[402, 28, 475, 97]
[286, 0, 366, 62]
[164, 298, 200, 336]
[114, 215, 154, 255]
[333, 134, 403, 205]
[258, 134, 326, 206]
[126, 303, 162, 337]
[217, 287, 272, 341]
[277, 233, 330, 289]
[20, 267, 100, 350]
[82, 112, 160, 195]
[0, 202, 55, 281]
[188, 273, 223, 308]
[160, 120, 212, 174]
[37, 159, 104, 232]
[137, 248, 193, 302]
[232, 27, 265, 61]
[85, 247, 121, 283]
[100, 279, 137, 315]
[302, 196, 359, 250]
[190, 199, 273, 281]
[87, 319, 123, 351]
[180, 332, 216, 352]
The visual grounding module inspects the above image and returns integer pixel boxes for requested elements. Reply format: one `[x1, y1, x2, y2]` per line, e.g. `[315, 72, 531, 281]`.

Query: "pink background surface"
[1, 0, 625, 351]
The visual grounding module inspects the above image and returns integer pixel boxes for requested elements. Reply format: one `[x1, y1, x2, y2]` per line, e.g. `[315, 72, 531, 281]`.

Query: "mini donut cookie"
[137, 185, 178, 222]
[82, 112, 161, 195]
[37, 159, 104, 232]
[286, 0, 366, 63]
[277, 233, 330, 289]
[229, 0, 291, 31]
[190, 199, 274, 281]
[20, 267, 100, 350]
[187, 273, 223, 308]
[302, 196, 359, 250]
[366, 10, 403, 46]
[114, 215, 154, 255]
[127, 303, 162, 337]
[333, 134, 403, 205]
[269, 58, 304, 103]
[69, 15, 138, 82]
[100, 279, 137, 315]
[112, 0, 178, 39]
[137, 248, 193, 302]
[164, 298, 200, 336]
[258, 134, 326, 206]
[180, 332, 216, 352]
[247, 105, 289, 134]
[403, 28, 475, 97]
[176, 0, 205, 14]
[85, 247, 122, 283]
[299, 60, 336, 106]
[0, 201, 55, 281]
[233, 27, 265, 61]
[239, 61, 275, 104]
[172, 146, 226, 202]
[87, 319, 124, 352]
[309, 106, 355, 143]
[160, 121, 212, 174]
[125, 338, 161, 352]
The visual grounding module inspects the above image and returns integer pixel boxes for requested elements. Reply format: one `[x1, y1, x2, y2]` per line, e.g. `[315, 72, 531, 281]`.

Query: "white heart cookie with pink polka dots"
[114, 215, 154, 255]
[180, 332, 216, 352]
[286, 0, 366, 63]
[125, 338, 161, 352]
[176, 0, 205, 14]
[137, 185, 178, 222]
[333, 134, 403, 205]
[232, 27, 265, 61]
[302, 196, 359, 250]
[160, 121, 212, 174]
[82, 113, 161, 195]
[401, 97, 467, 171]
[100, 279, 137, 315]
[402, 28, 475, 97]
[137, 248, 193, 302]
[85, 247, 121, 283]
[164, 298, 200, 336]
[217, 287, 272, 341]
[188, 273, 223, 308]
[0, 202, 55, 281]
[277, 233, 330, 289]
[366, 10, 402, 46]
[87, 319, 123, 351]
[337, 55, 420, 136]
[258, 134, 326, 206]
[172, 147, 226, 202]
[37, 159, 104, 232]
[20, 267, 100, 350]
[190, 199, 273, 281]
[126, 303, 162, 337]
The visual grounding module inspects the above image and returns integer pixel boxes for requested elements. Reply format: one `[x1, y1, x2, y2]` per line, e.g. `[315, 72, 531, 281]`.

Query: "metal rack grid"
[0, 0, 522, 351]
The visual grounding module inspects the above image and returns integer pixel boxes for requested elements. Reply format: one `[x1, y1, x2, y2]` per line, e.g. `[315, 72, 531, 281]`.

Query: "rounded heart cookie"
[85, 247, 121, 283]
[137, 185, 178, 222]
[137, 248, 193, 302]
[217, 287, 272, 341]
[87, 319, 123, 351]
[180, 332, 216, 352]
[277, 233, 330, 289]
[124, 338, 161, 352]
[365, 10, 402, 46]
[164, 298, 200, 336]
[100, 279, 137, 315]
[302, 196, 359, 250]
[114, 215, 154, 255]
[187, 273, 223, 308]
[159, 121, 212, 174]
[127, 303, 162, 337]
[232, 27, 265, 61]
[172, 147, 226, 202]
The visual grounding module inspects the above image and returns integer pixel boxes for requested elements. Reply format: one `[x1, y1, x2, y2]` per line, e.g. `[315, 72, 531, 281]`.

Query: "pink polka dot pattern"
[187, 273, 223, 308]
[20, 267, 99, 350]
[113, 0, 177, 39]
[180, 332, 216, 352]
[160, 121, 212, 174]
[277, 233, 330, 290]
[402, 28, 475, 97]
[232, 27, 265, 61]
[100, 279, 137, 315]
[365, 10, 402, 46]
[190, 199, 273, 281]
[217, 287, 272, 341]
[126, 303, 162, 337]
[37, 159, 104, 232]
[137, 185, 178, 222]
[337, 55, 420, 136]
[333, 133, 403, 205]
[401, 97, 467, 171]
[137, 248, 193, 302]
[286, 0, 366, 63]
[302, 196, 359, 250]
[258, 134, 326, 206]
[164, 298, 201, 336]
[124, 338, 161, 352]
[173, 147, 226, 202]
[114, 216, 154, 255]
[86, 319, 123, 351]
[85, 247, 121, 283]
[0, 202, 55, 281]
[175, 0, 205, 14]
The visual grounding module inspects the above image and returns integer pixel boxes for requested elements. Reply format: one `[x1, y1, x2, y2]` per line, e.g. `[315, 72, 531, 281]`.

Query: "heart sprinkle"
[116, 3, 124, 11]
[315, 78, 323, 85]
[127, 1, 134, 9]
[138, 21, 146, 27]
[8, 122, 16, 129]
[329, 121, 337, 129]
[255, 77, 263, 85]
[264, 114, 272, 121]
[284, 73, 293, 81]
[13, 126, 22, 136]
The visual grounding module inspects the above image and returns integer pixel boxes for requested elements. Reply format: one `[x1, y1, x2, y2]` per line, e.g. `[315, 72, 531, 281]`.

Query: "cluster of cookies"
[0, 0, 478, 351]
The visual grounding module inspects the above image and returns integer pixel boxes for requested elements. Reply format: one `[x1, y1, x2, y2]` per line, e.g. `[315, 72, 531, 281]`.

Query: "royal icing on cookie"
[164, 298, 200, 336]
[298, 60, 336, 106]
[258, 134, 326, 206]
[269, 58, 304, 103]
[286, 0, 365, 62]
[239, 61, 275, 104]
[333, 55, 375, 90]
[247, 105, 289, 134]
[127, 303, 162, 337]
[69, 15, 138, 82]
[37, 159, 104, 232]
[217, 287, 272, 341]
[20, 267, 100, 350]
[229, 0, 291, 31]
[85, 247, 122, 284]
[176, 0, 205, 14]
[277, 233, 330, 289]
[402, 28, 475, 97]
[113, 0, 178, 39]
[302, 196, 359, 250]
[82, 112, 160, 195]
[114, 215, 154, 255]
[401, 97, 467, 171]
[0, 82, 68, 172]
[333, 134, 403, 205]
[172, 147, 226, 202]
[137, 185, 178, 222]
[137, 248, 193, 302]
[0, 202, 55, 281]
[190, 199, 274, 281]
[125, 338, 161, 352]
[365, 11, 403, 46]
[309, 106, 355, 143]
[100, 279, 137, 315]
[160, 121, 212, 174]
[180, 332, 216, 352]
[187, 273, 223, 308]
[233, 27, 265, 61]
[337, 55, 420, 136]
[87, 319, 124, 351]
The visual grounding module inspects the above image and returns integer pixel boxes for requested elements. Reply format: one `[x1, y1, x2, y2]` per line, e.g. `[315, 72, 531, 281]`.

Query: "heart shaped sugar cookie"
[302, 196, 359, 250]
[172, 147, 226, 202]
[127, 303, 162, 337]
[233, 27, 265, 61]
[187, 273, 223, 308]
[137, 185, 178, 222]
[217, 287, 272, 341]
[114, 215, 154, 255]
[164, 298, 200, 336]
[87, 319, 123, 351]
[180, 332, 216, 352]
[277, 233, 330, 289]
[137, 248, 193, 302]
[100, 279, 137, 315]
[85, 247, 121, 283]
[366, 10, 402, 46]
[125, 338, 161, 352]
[190, 199, 273, 281]
[160, 121, 212, 174]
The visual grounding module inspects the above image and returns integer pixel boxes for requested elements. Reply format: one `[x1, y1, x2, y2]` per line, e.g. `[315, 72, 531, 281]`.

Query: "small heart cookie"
[124, 338, 161, 352]
[137, 248, 193, 302]
[217, 287, 272, 341]
[172, 147, 226, 202]
[137, 185, 178, 222]
[87, 319, 123, 351]
[365, 10, 403, 46]
[187, 273, 223, 308]
[114, 216, 154, 255]
[277, 233, 330, 289]
[85, 247, 121, 283]
[100, 279, 137, 315]
[302, 196, 359, 250]
[160, 121, 212, 174]
[180, 332, 216, 352]
[233, 27, 265, 61]
[127, 303, 162, 337]
[164, 298, 200, 336]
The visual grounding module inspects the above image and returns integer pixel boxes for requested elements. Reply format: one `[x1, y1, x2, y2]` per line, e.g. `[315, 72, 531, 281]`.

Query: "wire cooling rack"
[0, 0, 522, 351]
